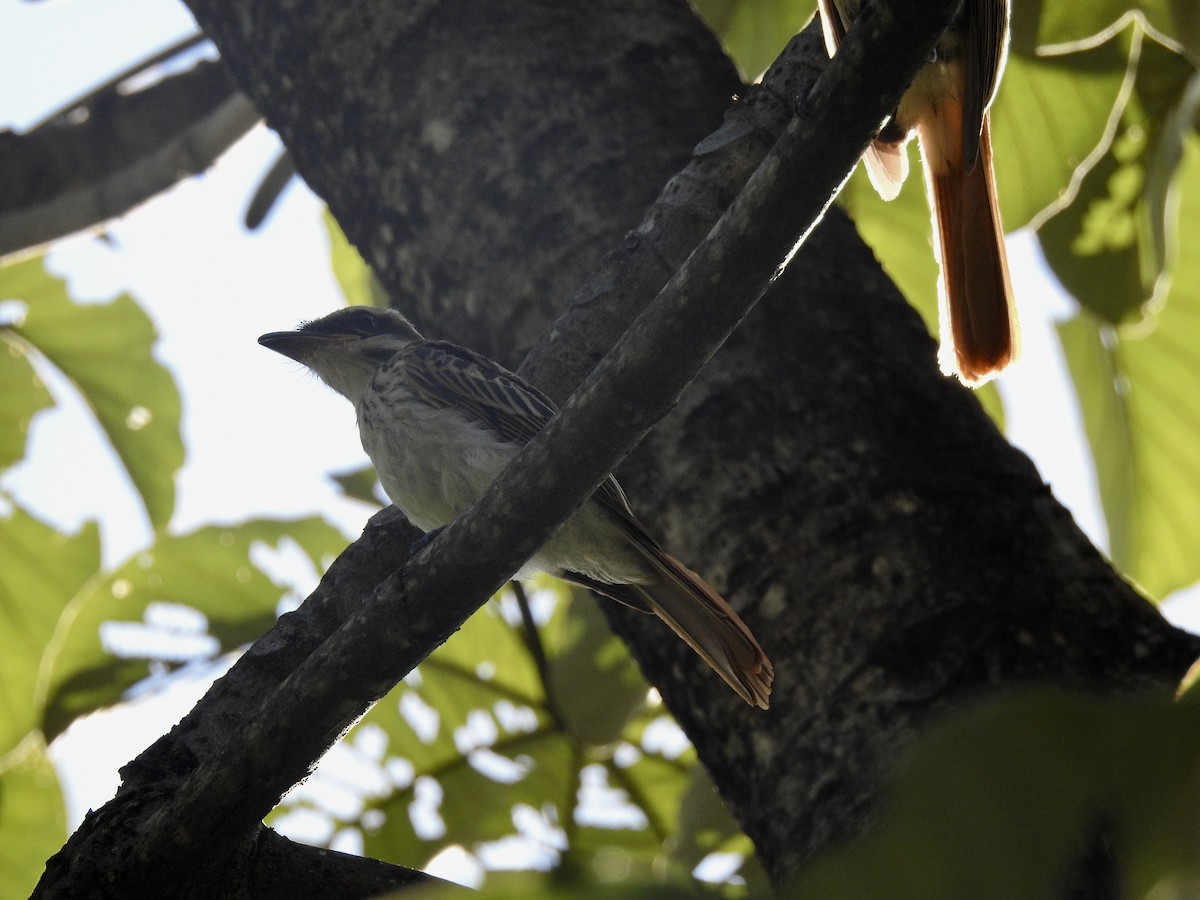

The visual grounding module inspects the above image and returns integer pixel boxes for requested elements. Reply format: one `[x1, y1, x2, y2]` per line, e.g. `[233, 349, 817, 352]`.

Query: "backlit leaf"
[691, 0, 815, 81]
[0, 505, 99, 756]
[1039, 33, 1194, 325]
[1058, 135, 1200, 600]
[0, 328, 51, 471]
[40, 516, 344, 741]
[0, 741, 66, 900]
[0, 254, 182, 530]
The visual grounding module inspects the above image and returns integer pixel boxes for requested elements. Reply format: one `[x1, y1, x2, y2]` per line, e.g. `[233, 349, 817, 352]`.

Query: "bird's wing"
[400, 340, 637, 515]
[403, 341, 554, 446]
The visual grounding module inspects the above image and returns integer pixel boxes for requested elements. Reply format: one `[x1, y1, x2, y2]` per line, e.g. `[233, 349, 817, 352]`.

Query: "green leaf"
[352, 591, 570, 865]
[670, 766, 770, 895]
[0, 740, 66, 900]
[836, 152, 940, 333]
[1057, 314, 1135, 563]
[0, 505, 100, 757]
[39, 516, 344, 741]
[1171, 0, 1200, 66]
[992, 35, 1134, 230]
[792, 691, 1200, 900]
[1036, 30, 1194, 326]
[691, 0, 815, 81]
[1010, 1, 1173, 53]
[0, 329, 52, 472]
[1135, 51, 1200, 286]
[329, 463, 383, 506]
[325, 211, 387, 309]
[1039, 131, 1149, 324]
[0, 254, 183, 530]
[1058, 134, 1200, 599]
[546, 590, 649, 747]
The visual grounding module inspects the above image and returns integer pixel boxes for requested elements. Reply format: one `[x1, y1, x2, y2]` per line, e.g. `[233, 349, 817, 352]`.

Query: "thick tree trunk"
[183, 0, 1197, 878]
[36, 0, 1200, 895]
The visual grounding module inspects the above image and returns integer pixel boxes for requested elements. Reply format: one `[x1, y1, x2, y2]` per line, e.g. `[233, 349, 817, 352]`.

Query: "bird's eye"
[352, 310, 379, 335]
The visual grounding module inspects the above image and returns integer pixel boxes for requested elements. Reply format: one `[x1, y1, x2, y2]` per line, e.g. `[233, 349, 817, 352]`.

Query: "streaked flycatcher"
[260, 306, 773, 708]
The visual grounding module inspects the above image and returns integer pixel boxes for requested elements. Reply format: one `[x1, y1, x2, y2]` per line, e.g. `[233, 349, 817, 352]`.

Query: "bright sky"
[2, 0, 1195, 881]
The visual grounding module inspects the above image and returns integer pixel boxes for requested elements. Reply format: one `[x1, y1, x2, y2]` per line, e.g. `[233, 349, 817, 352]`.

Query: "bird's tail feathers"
[633, 544, 773, 710]
[922, 112, 1017, 384]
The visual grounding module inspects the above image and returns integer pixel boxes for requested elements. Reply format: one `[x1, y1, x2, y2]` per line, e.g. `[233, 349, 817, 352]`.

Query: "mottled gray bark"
[34, 0, 1200, 896]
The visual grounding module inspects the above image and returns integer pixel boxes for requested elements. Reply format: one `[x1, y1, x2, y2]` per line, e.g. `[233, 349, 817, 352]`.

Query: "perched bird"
[259, 306, 773, 709]
[817, 0, 1017, 384]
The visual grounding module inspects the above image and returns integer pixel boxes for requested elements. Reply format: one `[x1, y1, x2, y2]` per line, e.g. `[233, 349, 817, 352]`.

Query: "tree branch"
[0, 53, 259, 257]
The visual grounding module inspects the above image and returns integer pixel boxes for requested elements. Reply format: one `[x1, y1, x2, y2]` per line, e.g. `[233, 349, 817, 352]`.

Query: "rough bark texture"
[35, 0, 1200, 895]
[209, 0, 736, 369]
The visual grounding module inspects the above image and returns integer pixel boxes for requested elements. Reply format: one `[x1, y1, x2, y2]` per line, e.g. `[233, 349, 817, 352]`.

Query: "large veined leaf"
[0, 741, 66, 900]
[0, 329, 51, 471]
[0, 506, 99, 758]
[39, 516, 345, 741]
[545, 589, 657, 747]
[1038, 139, 1147, 325]
[1057, 314, 1135, 563]
[992, 35, 1135, 231]
[1139, 65, 1200, 289]
[691, 0, 815, 81]
[836, 148, 940, 334]
[792, 690, 1200, 900]
[1011, 1, 1178, 53]
[1039, 34, 1195, 326]
[276, 585, 749, 888]
[1058, 136, 1200, 600]
[0, 254, 182, 530]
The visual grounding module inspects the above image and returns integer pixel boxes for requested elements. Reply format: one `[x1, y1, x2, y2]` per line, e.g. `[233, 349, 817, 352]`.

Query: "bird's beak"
[258, 330, 348, 363]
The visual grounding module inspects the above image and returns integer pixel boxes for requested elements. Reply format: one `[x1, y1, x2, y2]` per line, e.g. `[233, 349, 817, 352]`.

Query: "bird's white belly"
[356, 394, 651, 585]
[359, 396, 510, 533]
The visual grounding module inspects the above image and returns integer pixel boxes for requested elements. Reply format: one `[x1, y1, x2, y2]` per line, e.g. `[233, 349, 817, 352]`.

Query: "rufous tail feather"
[634, 546, 773, 709]
[922, 113, 1017, 384]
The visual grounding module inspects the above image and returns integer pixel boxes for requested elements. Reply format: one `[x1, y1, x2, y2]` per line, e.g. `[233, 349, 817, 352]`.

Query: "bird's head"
[259, 306, 423, 402]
